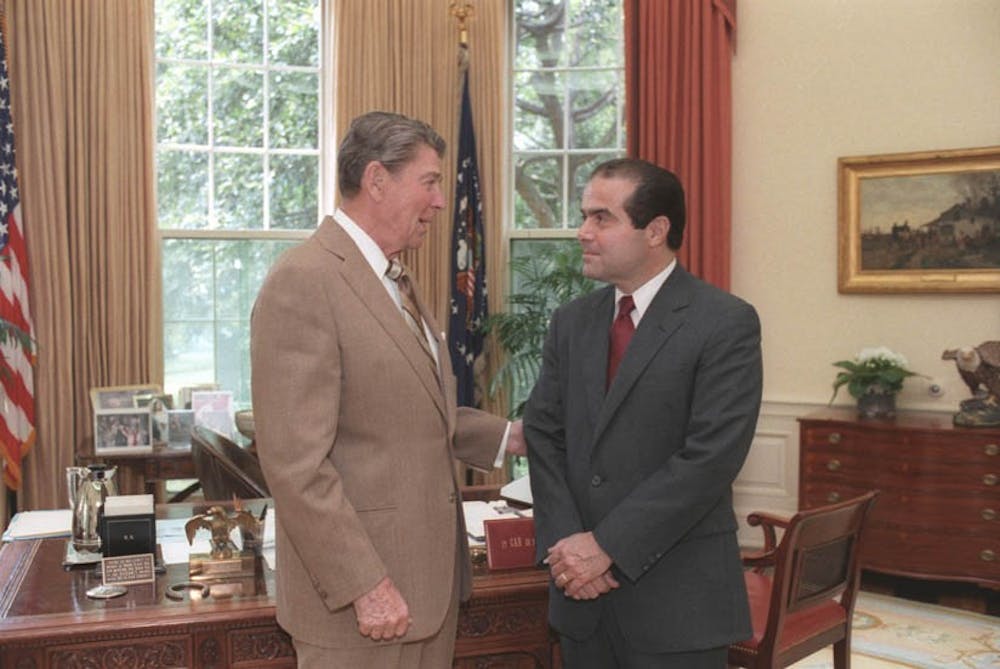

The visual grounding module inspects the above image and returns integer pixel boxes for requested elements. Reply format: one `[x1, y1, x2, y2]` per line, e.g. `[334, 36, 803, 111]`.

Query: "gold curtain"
[334, 0, 508, 482]
[6, 0, 159, 509]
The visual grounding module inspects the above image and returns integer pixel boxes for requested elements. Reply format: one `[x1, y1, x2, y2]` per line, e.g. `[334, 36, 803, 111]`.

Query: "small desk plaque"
[102, 553, 156, 586]
[484, 517, 536, 570]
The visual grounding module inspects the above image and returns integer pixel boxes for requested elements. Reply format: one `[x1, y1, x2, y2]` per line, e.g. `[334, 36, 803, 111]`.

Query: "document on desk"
[2, 509, 72, 541]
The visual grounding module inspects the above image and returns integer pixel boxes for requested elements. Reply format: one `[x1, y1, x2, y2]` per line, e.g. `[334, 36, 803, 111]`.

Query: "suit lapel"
[315, 219, 448, 422]
[590, 268, 693, 449]
[582, 288, 614, 425]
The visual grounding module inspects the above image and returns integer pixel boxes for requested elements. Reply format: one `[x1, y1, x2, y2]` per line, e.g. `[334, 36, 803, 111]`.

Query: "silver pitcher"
[66, 464, 118, 553]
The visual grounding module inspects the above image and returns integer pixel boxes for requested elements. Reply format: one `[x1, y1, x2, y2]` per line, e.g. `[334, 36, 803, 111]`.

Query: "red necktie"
[607, 295, 635, 389]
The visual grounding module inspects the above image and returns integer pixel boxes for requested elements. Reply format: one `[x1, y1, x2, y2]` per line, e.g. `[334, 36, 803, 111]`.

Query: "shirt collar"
[614, 258, 677, 324]
[333, 208, 391, 278]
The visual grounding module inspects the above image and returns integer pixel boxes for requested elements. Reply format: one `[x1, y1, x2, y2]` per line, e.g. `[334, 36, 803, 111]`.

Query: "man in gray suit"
[524, 158, 762, 668]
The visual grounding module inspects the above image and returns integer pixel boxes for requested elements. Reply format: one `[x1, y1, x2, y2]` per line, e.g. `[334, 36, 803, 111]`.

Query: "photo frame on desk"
[94, 409, 153, 455]
[165, 409, 195, 446]
[191, 390, 235, 438]
[838, 145, 1000, 293]
[89, 384, 161, 412]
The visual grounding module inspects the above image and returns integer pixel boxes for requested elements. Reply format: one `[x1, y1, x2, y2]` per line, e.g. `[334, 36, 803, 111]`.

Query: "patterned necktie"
[386, 259, 436, 365]
[606, 294, 635, 389]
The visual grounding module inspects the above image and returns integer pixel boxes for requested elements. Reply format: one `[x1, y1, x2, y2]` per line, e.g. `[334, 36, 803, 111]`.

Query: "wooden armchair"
[728, 490, 879, 669]
[191, 425, 270, 501]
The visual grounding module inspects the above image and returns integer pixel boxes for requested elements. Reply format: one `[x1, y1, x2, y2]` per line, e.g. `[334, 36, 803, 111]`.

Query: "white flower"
[856, 346, 908, 368]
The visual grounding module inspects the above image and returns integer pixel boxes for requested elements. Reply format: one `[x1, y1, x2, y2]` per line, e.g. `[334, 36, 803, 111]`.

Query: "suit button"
[591, 475, 602, 487]
[448, 492, 457, 503]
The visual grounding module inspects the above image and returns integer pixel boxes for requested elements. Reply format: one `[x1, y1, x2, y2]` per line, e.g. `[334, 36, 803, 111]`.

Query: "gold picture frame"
[838, 145, 1000, 293]
[89, 384, 162, 412]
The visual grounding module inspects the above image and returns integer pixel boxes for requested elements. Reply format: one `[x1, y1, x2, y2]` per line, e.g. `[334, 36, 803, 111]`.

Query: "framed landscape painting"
[838, 145, 1000, 293]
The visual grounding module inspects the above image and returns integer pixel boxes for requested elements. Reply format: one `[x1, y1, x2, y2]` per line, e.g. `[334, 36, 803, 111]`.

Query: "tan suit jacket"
[251, 216, 506, 649]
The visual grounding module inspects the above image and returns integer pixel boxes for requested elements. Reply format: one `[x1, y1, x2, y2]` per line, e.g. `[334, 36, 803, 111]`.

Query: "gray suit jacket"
[251, 216, 507, 649]
[524, 264, 762, 653]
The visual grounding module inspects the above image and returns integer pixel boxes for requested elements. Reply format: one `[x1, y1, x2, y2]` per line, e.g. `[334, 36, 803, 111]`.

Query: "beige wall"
[731, 0, 1000, 411]
[728, 0, 1000, 529]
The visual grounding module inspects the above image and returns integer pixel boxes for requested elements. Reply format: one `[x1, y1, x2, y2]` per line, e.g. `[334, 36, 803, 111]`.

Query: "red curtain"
[625, 0, 736, 290]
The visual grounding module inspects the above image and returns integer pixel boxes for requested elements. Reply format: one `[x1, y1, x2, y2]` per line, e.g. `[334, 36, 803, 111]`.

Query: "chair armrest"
[744, 511, 791, 568]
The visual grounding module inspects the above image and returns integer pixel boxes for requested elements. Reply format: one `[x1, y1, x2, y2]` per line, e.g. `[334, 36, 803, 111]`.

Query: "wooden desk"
[0, 501, 555, 668]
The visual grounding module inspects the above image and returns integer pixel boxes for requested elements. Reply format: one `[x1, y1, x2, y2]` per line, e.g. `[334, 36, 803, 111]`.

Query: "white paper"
[3, 509, 72, 541]
[462, 500, 531, 545]
[500, 473, 533, 506]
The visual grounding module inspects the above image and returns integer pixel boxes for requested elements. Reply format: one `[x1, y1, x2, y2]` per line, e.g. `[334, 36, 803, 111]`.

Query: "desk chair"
[191, 425, 270, 501]
[728, 490, 879, 669]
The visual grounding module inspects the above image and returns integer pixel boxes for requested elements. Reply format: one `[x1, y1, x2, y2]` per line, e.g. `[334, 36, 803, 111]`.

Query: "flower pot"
[857, 385, 896, 419]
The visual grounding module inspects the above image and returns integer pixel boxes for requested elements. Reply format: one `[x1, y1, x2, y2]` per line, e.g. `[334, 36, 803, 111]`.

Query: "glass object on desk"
[66, 464, 118, 554]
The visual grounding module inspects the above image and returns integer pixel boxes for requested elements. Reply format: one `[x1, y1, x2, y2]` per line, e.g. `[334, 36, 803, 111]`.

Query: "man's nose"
[431, 186, 446, 209]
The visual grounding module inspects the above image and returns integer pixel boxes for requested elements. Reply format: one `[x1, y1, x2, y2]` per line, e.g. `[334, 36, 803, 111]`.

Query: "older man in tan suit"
[251, 111, 524, 668]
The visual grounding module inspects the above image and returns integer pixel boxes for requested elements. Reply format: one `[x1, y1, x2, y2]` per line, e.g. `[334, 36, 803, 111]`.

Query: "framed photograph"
[838, 145, 1000, 293]
[165, 409, 195, 446]
[191, 390, 234, 438]
[94, 409, 153, 454]
[90, 385, 161, 412]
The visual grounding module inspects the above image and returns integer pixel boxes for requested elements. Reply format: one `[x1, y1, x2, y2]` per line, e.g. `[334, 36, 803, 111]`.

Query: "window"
[155, 0, 323, 407]
[505, 0, 625, 413]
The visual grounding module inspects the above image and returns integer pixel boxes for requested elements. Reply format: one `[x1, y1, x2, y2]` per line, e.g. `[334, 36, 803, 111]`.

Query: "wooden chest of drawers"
[798, 408, 1000, 589]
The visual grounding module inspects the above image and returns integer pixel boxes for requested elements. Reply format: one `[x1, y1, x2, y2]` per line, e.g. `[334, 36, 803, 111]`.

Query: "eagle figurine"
[185, 505, 261, 560]
[942, 341, 1000, 427]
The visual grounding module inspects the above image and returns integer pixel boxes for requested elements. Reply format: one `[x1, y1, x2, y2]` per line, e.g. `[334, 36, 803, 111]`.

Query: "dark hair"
[337, 111, 446, 198]
[589, 158, 686, 250]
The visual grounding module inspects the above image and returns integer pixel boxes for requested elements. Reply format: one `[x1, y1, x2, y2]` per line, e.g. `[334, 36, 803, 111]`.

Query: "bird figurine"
[941, 341, 1000, 427]
[185, 505, 261, 560]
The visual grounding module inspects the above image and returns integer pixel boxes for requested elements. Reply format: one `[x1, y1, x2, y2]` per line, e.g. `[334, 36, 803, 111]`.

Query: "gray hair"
[337, 111, 446, 198]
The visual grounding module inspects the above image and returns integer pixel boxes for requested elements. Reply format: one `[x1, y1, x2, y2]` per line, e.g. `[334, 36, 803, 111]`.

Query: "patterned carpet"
[789, 592, 1000, 669]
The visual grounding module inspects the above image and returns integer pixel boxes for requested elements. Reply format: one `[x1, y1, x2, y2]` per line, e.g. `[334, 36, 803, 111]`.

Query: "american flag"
[447, 67, 488, 408]
[0, 27, 36, 491]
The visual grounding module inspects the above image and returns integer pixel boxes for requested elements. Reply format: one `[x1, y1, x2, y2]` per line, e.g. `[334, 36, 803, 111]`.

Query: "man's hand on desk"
[506, 419, 527, 457]
[353, 576, 411, 641]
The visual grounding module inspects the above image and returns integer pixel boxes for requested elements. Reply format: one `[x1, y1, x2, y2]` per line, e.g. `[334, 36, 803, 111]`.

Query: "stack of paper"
[2, 509, 72, 542]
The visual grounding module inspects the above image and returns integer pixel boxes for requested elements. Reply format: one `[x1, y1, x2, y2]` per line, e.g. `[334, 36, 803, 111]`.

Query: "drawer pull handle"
[984, 474, 998, 486]
[827, 459, 842, 471]
[981, 549, 996, 562]
[826, 492, 841, 503]
[828, 433, 842, 445]
[982, 508, 996, 521]
[986, 444, 999, 456]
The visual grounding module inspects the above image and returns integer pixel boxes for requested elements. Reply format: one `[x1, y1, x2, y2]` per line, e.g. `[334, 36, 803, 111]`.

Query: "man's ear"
[362, 161, 387, 201]
[646, 215, 671, 247]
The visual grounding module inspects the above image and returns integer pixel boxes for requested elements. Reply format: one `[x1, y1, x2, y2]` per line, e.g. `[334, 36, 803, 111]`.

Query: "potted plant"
[484, 244, 595, 476]
[830, 346, 920, 419]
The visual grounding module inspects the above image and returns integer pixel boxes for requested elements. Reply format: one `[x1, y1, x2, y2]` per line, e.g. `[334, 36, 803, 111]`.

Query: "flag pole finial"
[449, 1, 474, 47]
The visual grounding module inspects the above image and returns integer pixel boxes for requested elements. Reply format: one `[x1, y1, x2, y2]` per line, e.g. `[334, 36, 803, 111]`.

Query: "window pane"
[215, 152, 264, 230]
[156, 0, 208, 60]
[514, 1, 566, 68]
[214, 67, 264, 147]
[565, 0, 623, 67]
[268, 0, 319, 66]
[567, 69, 621, 150]
[514, 154, 563, 229]
[157, 149, 209, 229]
[216, 318, 252, 409]
[270, 154, 319, 229]
[162, 239, 215, 320]
[157, 64, 209, 145]
[514, 70, 563, 151]
[164, 322, 215, 396]
[270, 71, 319, 149]
[213, 0, 264, 63]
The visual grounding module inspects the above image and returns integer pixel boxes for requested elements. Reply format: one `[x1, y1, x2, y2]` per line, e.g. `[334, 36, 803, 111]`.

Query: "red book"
[484, 517, 536, 570]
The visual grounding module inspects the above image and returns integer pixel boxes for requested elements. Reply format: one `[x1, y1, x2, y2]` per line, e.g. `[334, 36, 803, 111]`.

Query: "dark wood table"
[0, 499, 555, 668]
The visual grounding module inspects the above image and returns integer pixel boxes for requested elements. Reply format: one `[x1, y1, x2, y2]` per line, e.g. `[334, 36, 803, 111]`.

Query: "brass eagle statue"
[184, 505, 261, 560]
